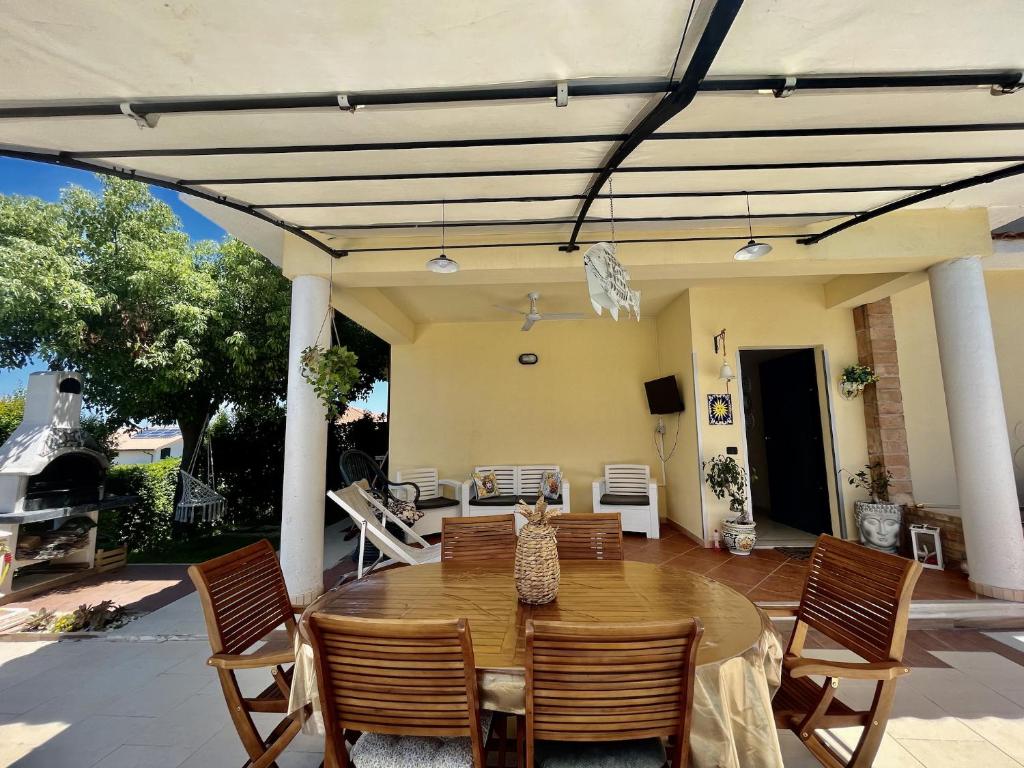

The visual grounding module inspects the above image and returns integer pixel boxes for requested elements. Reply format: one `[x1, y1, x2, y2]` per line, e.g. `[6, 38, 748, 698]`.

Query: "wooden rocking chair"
[188, 540, 305, 768]
[771, 535, 923, 768]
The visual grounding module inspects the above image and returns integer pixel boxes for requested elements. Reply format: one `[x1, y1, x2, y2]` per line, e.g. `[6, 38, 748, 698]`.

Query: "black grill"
[23, 453, 106, 512]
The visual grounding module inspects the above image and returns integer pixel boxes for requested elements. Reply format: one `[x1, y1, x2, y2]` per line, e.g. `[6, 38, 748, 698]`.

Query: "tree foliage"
[0, 177, 388, 470]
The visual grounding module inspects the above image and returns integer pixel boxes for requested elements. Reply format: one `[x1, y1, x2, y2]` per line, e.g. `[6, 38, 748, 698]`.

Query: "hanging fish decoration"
[582, 242, 641, 321]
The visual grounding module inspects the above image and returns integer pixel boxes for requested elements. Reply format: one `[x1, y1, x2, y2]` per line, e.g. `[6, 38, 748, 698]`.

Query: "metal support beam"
[0, 71, 1018, 120]
[181, 155, 1024, 186]
[561, 0, 746, 252]
[0, 147, 344, 258]
[335, 234, 805, 255]
[253, 186, 928, 209]
[303, 211, 857, 232]
[799, 161, 1024, 245]
[72, 121, 1024, 159]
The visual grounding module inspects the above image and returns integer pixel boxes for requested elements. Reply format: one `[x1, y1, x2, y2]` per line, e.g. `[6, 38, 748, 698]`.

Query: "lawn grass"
[127, 527, 281, 564]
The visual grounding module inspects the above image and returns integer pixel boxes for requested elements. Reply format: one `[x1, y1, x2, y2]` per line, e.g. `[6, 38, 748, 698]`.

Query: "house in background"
[111, 426, 184, 465]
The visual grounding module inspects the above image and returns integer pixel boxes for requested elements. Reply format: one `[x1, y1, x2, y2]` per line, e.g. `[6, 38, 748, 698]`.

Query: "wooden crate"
[94, 546, 128, 573]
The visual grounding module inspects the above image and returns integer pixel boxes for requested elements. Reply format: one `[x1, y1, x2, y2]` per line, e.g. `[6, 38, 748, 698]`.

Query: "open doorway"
[739, 348, 832, 546]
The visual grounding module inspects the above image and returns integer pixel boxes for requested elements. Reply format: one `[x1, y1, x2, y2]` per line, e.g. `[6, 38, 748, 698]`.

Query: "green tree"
[0, 177, 387, 471]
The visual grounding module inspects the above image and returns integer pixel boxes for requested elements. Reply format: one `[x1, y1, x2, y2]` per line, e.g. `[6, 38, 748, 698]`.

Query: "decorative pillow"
[539, 470, 562, 500]
[472, 471, 501, 499]
[388, 497, 423, 525]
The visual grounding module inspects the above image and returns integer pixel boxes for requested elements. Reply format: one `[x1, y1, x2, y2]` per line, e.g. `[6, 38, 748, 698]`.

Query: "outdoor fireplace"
[0, 371, 131, 601]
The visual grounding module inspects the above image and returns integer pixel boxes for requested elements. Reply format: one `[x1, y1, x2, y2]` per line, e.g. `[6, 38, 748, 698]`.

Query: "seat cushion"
[534, 737, 666, 768]
[600, 493, 651, 507]
[470, 493, 563, 507]
[350, 713, 492, 768]
[469, 494, 520, 507]
[415, 495, 460, 511]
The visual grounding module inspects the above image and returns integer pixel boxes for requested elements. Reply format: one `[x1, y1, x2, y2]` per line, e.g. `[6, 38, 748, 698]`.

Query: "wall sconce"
[713, 329, 736, 390]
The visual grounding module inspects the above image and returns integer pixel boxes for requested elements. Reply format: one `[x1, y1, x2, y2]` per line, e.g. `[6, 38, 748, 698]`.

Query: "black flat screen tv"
[644, 375, 684, 414]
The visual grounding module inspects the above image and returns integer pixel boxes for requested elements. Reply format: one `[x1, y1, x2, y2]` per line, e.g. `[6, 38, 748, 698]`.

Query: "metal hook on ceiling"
[119, 103, 159, 129]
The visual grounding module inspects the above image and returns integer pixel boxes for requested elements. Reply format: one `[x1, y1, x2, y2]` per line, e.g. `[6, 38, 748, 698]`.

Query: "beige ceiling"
[381, 275, 831, 325]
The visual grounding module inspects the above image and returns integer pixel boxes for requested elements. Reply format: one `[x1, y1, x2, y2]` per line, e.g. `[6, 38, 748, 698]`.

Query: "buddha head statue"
[856, 503, 901, 553]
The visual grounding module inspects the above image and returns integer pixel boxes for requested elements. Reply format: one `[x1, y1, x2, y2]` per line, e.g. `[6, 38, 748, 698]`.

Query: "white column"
[929, 257, 1024, 598]
[280, 274, 331, 605]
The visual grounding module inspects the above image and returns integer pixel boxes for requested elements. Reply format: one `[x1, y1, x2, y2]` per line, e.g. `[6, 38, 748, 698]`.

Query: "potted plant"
[299, 344, 359, 420]
[845, 463, 901, 553]
[839, 364, 879, 400]
[703, 455, 756, 555]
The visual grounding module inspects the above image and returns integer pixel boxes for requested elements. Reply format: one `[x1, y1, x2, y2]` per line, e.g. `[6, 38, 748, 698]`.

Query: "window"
[160, 447, 172, 460]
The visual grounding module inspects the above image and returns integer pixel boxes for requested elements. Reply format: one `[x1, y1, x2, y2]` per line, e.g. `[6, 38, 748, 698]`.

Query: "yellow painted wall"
[892, 271, 1024, 508]
[389, 319, 664, 511]
[392, 283, 874, 538]
[686, 284, 868, 536]
[655, 291, 703, 538]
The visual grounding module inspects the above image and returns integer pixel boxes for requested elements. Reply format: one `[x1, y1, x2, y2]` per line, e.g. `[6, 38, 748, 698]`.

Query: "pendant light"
[734, 193, 772, 261]
[426, 199, 459, 273]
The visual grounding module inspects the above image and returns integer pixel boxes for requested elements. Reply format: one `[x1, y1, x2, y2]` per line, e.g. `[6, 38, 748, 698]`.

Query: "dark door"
[759, 350, 832, 535]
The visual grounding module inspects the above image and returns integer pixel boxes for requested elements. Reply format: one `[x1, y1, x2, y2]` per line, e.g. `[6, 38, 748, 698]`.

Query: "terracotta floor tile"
[749, 573, 805, 600]
[705, 562, 779, 586]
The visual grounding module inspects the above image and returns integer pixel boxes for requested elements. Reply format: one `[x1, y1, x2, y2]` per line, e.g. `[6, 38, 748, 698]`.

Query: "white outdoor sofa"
[592, 464, 660, 539]
[462, 464, 570, 531]
[394, 467, 462, 536]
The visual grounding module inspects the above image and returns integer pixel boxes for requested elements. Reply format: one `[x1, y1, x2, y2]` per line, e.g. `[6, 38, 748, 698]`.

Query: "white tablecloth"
[289, 609, 784, 768]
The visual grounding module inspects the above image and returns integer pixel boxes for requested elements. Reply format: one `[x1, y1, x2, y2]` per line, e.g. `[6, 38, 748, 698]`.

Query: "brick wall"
[853, 298, 915, 506]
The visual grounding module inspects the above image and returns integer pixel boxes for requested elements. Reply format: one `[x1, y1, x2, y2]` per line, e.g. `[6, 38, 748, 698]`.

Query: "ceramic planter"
[854, 501, 902, 554]
[721, 518, 757, 556]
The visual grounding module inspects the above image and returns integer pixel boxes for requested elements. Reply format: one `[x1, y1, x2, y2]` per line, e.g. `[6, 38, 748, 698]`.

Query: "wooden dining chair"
[551, 512, 624, 560]
[188, 540, 305, 768]
[771, 535, 923, 768]
[525, 618, 703, 768]
[441, 513, 517, 561]
[306, 613, 494, 768]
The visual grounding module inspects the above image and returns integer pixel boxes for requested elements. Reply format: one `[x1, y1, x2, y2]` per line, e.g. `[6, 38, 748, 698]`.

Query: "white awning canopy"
[2, 0, 1024, 257]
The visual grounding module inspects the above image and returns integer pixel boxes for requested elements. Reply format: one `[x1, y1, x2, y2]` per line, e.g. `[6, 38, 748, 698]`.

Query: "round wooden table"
[296, 560, 785, 768]
[307, 559, 764, 670]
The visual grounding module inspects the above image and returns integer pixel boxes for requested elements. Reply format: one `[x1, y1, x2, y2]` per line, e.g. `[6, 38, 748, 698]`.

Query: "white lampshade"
[425, 253, 459, 273]
[734, 239, 772, 261]
[719, 361, 735, 381]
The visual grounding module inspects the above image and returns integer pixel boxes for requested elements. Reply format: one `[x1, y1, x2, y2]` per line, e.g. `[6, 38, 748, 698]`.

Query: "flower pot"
[854, 501, 902, 554]
[721, 518, 757, 556]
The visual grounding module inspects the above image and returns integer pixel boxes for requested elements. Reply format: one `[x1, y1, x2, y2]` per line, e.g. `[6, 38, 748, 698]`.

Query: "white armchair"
[395, 467, 462, 537]
[592, 464, 660, 538]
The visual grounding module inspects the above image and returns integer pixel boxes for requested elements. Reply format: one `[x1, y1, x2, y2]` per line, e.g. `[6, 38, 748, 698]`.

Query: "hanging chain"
[315, 249, 336, 346]
[745, 192, 753, 240]
[608, 175, 617, 247]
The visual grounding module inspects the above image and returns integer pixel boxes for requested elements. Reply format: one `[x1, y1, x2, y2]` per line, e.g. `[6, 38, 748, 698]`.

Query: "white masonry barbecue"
[0, 371, 130, 600]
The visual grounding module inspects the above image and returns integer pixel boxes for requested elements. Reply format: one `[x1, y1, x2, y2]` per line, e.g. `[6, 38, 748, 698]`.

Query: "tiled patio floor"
[0, 522, 976, 626]
[620, 524, 979, 602]
[0, 521, 1004, 766]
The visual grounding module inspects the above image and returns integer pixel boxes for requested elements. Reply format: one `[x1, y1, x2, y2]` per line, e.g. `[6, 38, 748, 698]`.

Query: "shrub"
[104, 458, 180, 553]
[0, 391, 24, 445]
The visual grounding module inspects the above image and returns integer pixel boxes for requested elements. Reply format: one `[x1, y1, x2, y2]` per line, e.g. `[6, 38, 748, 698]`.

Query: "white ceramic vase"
[721, 518, 757, 556]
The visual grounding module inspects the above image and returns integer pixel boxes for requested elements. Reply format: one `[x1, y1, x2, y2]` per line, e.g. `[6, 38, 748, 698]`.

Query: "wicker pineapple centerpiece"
[514, 497, 560, 604]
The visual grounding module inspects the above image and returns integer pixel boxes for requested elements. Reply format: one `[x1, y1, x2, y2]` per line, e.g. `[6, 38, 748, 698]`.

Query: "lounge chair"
[327, 483, 441, 579]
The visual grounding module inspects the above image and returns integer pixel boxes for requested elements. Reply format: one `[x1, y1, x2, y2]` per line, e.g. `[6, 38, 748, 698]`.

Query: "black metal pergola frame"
[2, 0, 1023, 256]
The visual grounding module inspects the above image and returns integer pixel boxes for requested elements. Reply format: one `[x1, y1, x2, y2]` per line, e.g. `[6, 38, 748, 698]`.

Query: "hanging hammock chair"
[175, 415, 227, 524]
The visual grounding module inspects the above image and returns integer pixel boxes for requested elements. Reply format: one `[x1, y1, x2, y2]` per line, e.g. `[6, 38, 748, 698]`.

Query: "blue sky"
[0, 157, 388, 413]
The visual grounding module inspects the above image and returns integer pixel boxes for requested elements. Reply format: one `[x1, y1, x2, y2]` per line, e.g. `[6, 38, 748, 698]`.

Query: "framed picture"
[910, 524, 944, 571]
[707, 393, 733, 425]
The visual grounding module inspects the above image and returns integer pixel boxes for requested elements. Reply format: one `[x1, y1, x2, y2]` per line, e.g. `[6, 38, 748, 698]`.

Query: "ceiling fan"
[494, 291, 586, 331]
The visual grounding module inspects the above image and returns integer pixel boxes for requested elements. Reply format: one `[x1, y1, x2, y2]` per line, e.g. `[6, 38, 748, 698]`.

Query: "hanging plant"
[839, 364, 879, 400]
[300, 344, 360, 421]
